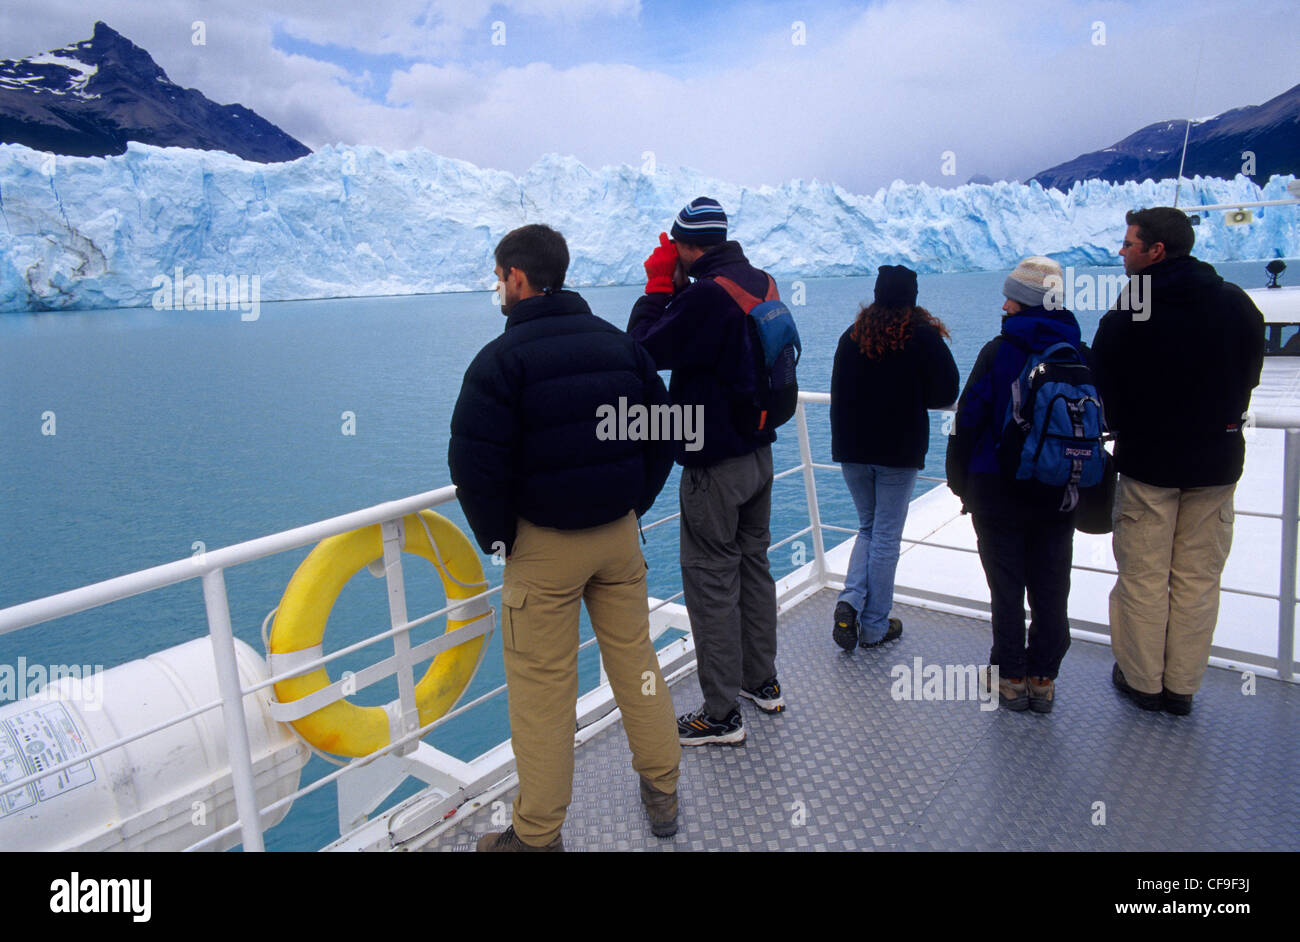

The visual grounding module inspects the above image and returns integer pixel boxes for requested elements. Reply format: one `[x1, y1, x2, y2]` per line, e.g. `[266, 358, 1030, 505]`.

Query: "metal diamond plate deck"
[424, 591, 1300, 852]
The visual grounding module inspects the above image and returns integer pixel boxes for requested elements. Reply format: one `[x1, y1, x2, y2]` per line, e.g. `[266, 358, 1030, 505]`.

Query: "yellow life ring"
[270, 510, 489, 757]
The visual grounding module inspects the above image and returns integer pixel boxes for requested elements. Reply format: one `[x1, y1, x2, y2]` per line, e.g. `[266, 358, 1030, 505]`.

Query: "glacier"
[0, 141, 1296, 313]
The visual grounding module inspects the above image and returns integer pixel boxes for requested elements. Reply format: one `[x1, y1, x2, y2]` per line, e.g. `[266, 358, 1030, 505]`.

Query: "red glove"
[643, 232, 679, 294]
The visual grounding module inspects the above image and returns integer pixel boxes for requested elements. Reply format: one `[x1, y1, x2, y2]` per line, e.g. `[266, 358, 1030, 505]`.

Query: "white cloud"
[1, 0, 1295, 193]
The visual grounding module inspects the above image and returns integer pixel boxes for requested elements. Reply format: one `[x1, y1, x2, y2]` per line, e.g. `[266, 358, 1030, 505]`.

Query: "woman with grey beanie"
[945, 257, 1087, 713]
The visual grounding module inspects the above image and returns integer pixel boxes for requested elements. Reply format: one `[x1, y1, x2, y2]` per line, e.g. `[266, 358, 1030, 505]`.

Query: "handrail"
[0, 485, 461, 636]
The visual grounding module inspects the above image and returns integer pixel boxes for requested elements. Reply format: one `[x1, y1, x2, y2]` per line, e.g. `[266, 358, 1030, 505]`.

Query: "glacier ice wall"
[0, 141, 1296, 312]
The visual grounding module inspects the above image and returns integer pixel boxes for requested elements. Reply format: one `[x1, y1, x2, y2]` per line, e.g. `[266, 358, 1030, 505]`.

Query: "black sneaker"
[739, 676, 785, 713]
[1112, 663, 1163, 711]
[832, 602, 859, 651]
[677, 707, 745, 745]
[860, 617, 903, 648]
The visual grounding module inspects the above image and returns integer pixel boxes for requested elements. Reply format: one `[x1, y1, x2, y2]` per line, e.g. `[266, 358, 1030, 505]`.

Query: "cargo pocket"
[501, 584, 528, 653]
[1112, 507, 1147, 575]
[1214, 503, 1235, 564]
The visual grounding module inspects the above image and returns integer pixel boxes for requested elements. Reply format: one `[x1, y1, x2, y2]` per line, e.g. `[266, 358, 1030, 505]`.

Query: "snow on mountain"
[0, 22, 310, 164]
[0, 141, 1296, 313]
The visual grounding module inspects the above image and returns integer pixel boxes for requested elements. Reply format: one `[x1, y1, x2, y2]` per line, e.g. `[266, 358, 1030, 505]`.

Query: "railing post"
[381, 517, 420, 753]
[1278, 429, 1298, 682]
[795, 400, 826, 583]
[201, 568, 266, 852]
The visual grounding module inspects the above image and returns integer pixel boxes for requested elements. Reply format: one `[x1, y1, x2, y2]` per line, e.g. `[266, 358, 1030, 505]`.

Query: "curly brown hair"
[850, 303, 950, 359]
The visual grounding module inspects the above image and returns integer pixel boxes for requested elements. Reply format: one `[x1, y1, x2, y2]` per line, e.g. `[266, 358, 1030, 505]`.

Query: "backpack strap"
[710, 274, 779, 313]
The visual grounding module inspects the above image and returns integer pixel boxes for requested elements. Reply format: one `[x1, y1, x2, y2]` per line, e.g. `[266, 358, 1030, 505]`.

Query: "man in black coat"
[1092, 207, 1264, 716]
[628, 197, 783, 747]
[449, 224, 680, 850]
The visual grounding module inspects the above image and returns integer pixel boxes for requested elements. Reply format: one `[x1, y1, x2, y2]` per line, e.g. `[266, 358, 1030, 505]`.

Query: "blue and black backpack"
[998, 341, 1108, 511]
[711, 274, 802, 432]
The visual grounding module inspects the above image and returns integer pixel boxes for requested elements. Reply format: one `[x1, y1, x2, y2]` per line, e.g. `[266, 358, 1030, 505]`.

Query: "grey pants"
[679, 445, 779, 719]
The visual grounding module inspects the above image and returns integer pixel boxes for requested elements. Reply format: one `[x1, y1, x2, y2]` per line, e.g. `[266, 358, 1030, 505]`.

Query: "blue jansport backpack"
[999, 341, 1107, 512]
[711, 274, 802, 432]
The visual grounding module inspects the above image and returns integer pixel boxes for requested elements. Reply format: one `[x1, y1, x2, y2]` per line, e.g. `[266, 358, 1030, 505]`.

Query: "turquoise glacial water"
[0, 259, 1281, 849]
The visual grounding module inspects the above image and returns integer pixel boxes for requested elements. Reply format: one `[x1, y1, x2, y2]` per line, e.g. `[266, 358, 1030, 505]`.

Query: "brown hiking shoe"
[999, 675, 1029, 711]
[1027, 676, 1055, 713]
[476, 825, 564, 852]
[640, 777, 679, 838]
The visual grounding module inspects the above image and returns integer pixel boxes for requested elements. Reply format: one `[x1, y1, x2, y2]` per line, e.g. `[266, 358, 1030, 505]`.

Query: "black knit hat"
[874, 265, 918, 307]
[670, 197, 728, 245]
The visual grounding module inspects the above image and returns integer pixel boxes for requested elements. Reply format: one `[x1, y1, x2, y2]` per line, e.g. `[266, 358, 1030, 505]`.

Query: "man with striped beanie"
[628, 197, 785, 746]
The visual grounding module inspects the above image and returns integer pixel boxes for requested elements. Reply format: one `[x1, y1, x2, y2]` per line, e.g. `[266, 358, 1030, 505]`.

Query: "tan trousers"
[1109, 476, 1236, 695]
[500, 511, 681, 846]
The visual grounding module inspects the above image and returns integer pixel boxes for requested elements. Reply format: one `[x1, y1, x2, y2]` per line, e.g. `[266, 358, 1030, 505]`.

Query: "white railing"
[1, 392, 1295, 852]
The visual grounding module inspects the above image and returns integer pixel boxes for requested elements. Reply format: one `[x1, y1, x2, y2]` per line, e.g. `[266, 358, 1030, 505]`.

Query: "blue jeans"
[837, 463, 918, 643]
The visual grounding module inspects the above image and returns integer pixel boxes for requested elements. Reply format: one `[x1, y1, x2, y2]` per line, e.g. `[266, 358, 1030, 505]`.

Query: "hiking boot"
[999, 675, 1029, 711]
[860, 617, 903, 648]
[832, 602, 859, 651]
[677, 707, 745, 745]
[476, 824, 564, 852]
[1162, 688, 1194, 716]
[639, 777, 678, 837]
[1112, 663, 1162, 711]
[1027, 675, 1055, 713]
[739, 676, 785, 713]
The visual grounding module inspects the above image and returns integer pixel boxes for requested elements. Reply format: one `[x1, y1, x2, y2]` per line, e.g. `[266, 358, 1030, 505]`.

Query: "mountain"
[0, 21, 310, 163]
[1031, 83, 1300, 191]
[2, 142, 1295, 313]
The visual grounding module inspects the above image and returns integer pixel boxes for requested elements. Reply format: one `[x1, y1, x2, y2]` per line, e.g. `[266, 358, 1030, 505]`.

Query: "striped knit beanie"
[670, 197, 728, 245]
[1002, 256, 1063, 307]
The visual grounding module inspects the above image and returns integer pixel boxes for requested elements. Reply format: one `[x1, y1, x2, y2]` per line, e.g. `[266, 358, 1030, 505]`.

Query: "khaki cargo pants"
[500, 511, 681, 846]
[1109, 476, 1236, 696]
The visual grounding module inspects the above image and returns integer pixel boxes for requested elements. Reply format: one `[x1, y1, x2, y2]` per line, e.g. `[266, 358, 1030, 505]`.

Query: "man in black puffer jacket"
[450, 224, 680, 851]
[628, 197, 783, 748]
[1092, 207, 1264, 717]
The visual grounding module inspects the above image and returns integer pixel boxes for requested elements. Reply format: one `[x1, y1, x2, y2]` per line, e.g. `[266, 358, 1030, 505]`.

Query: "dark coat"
[1091, 255, 1264, 488]
[448, 290, 674, 555]
[627, 241, 776, 467]
[946, 305, 1087, 520]
[831, 319, 959, 468]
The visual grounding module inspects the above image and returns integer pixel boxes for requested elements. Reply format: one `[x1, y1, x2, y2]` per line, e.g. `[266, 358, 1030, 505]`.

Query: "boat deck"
[423, 590, 1300, 852]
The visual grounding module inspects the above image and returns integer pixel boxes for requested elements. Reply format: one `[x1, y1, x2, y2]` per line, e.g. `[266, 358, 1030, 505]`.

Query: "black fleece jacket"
[831, 320, 958, 468]
[627, 241, 777, 467]
[1091, 255, 1264, 488]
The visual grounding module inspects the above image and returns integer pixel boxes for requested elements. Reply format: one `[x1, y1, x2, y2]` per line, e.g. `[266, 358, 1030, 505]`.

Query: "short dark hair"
[494, 224, 568, 293]
[1125, 207, 1194, 258]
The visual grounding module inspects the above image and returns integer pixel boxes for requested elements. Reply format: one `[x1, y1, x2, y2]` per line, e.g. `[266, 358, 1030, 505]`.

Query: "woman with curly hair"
[830, 265, 959, 650]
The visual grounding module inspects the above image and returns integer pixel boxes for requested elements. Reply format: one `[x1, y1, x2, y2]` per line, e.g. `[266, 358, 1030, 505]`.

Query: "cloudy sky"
[1, 0, 1295, 193]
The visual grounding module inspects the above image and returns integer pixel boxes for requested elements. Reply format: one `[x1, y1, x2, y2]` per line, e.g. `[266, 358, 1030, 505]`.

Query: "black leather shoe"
[1112, 663, 1162, 711]
[1162, 689, 1193, 716]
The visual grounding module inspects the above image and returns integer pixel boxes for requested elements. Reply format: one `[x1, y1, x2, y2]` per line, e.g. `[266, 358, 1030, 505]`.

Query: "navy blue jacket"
[627, 242, 776, 467]
[945, 305, 1087, 519]
[448, 290, 674, 555]
[1092, 255, 1264, 488]
[831, 320, 959, 469]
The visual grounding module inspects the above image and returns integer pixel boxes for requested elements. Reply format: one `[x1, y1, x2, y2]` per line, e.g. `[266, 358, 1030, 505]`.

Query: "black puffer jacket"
[449, 290, 674, 555]
[1091, 255, 1264, 488]
[628, 241, 776, 467]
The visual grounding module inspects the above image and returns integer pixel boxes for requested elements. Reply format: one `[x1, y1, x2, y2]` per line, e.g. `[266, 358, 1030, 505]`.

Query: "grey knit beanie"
[1003, 256, 1063, 307]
